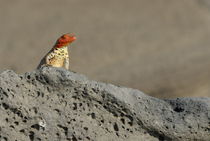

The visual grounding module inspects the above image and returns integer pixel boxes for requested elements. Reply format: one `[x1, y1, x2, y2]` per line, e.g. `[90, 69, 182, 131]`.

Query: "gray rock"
[0, 67, 209, 141]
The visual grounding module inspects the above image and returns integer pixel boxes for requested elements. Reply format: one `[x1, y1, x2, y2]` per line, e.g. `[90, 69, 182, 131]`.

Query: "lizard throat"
[54, 46, 68, 52]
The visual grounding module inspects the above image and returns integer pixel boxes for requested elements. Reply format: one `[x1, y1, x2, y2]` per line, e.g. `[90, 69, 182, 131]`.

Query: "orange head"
[54, 33, 76, 48]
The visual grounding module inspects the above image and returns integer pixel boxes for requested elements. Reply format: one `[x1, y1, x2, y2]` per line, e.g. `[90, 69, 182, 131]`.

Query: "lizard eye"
[62, 35, 67, 39]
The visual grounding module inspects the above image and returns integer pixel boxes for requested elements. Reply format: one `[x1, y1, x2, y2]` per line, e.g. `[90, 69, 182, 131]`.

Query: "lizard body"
[37, 33, 76, 70]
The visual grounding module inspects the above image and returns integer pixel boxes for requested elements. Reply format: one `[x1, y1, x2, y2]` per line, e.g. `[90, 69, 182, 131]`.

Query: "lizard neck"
[53, 46, 69, 57]
[53, 46, 68, 52]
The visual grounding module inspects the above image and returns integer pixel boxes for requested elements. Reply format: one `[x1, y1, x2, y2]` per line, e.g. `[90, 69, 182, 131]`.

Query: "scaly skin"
[37, 33, 76, 70]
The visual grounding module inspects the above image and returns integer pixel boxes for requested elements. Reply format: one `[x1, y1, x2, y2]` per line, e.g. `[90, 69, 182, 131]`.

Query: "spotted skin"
[46, 47, 69, 69]
[37, 34, 76, 70]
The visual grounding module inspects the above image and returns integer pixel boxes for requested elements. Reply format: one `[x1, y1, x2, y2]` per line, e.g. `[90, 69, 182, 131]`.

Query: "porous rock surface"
[0, 67, 209, 141]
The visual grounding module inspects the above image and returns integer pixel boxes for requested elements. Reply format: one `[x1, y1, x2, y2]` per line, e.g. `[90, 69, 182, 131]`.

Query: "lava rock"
[0, 67, 209, 141]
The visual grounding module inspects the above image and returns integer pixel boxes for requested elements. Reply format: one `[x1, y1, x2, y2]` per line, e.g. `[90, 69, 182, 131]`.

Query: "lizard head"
[54, 33, 76, 48]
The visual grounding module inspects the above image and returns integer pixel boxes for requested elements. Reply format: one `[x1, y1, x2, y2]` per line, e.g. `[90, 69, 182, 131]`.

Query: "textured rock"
[0, 67, 209, 141]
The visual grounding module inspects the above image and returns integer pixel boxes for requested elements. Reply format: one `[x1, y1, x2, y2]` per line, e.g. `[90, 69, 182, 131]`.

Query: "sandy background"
[0, 0, 210, 98]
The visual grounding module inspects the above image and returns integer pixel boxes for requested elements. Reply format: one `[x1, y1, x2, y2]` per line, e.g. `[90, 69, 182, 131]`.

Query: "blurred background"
[0, 0, 210, 98]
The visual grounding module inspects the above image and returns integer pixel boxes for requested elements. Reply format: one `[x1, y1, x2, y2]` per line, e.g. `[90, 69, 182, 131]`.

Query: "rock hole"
[31, 124, 40, 130]
[120, 113, 125, 117]
[3, 137, 8, 141]
[204, 128, 210, 132]
[3, 92, 8, 97]
[14, 121, 19, 125]
[82, 91, 88, 96]
[90, 113, 96, 119]
[37, 91, 41, 97]
[128, 121, 133, 126]
[22, 119, 27, 123]
[9, 125, 15, 129]
[173, 107, 184, 112]
[113, 123, 119, 132]
[103, 105, 107, 109]
[112, 112, 118, 117]
[158, 135, 165, 141]
[46, 87, 50, 92]
[84, 127, 88, 131]
[98, 100, 103, 104]
[120, 118, 125, 124]
[116, 132, 119, 137]
[35, 75, 39, 80]
[72, 135, 77, 141]
[16, 111, 23, 117]
[54, 109, 60, 115]
[29, 131, 35, 141]
[33, 107, 38, 114]
[27, 75, 31, 80]
[45, 79, 49, 84]
[2, 103, 9, 110]
[73, 103, 77, 110]
[57, 124, 68, 136]
[87, 103, 90, 107]
[19, 129, 25, 133]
